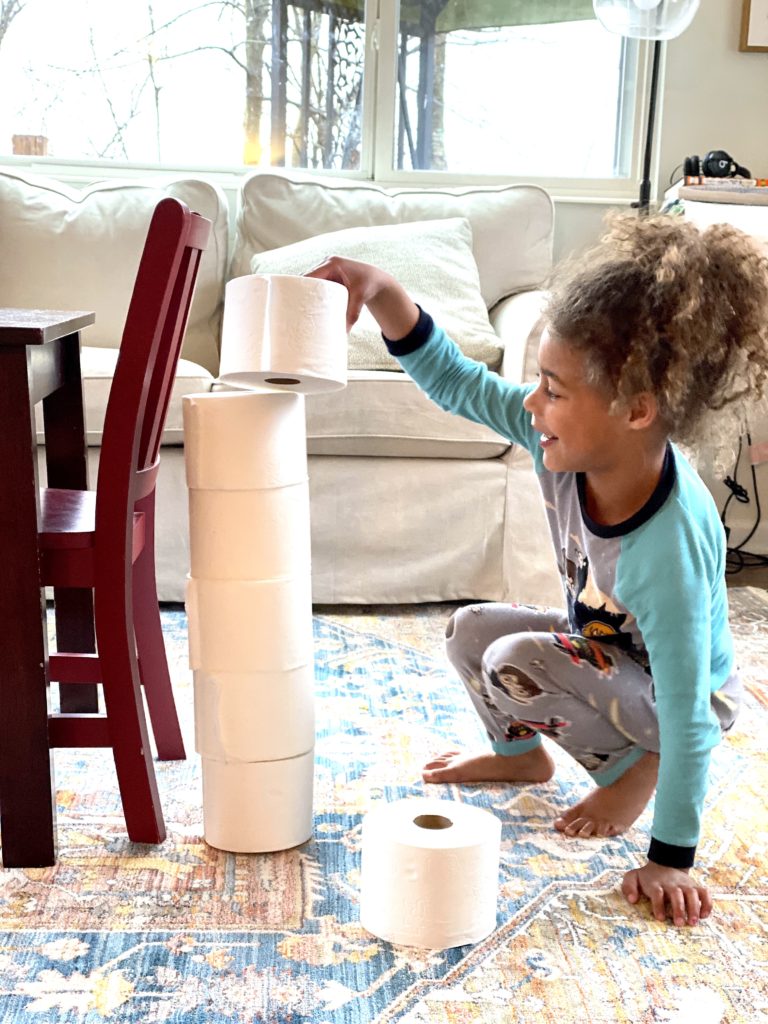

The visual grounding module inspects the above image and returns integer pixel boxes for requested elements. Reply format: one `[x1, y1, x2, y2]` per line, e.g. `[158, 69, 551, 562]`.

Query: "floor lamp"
[592, 0, 700, 212]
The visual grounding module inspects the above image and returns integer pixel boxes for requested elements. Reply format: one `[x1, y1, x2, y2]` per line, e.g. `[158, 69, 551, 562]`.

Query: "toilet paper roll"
[194, 664, 315, 762]
[218, 274, 348, 394]
[202, 750, 314, 852]
[359, 797, 501, 949]
[183, 390, 307, 491]
[186, 575, 314, 673]
[189, 483, 311, 580]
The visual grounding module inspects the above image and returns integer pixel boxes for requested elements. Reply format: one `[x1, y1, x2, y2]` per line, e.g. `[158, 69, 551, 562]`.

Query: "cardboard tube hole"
[413, 814, 453, 830]
[265, 376, 301, 386]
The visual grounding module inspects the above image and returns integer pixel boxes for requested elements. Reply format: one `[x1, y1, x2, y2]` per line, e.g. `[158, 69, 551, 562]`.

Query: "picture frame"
[740, 0, 768, 51]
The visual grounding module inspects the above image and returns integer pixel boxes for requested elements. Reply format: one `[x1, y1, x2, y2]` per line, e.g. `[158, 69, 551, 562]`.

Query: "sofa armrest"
[490, 289, 547, 384]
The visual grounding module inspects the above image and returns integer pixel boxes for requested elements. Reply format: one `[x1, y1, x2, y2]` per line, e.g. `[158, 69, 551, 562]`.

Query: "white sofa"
[0, 167, 562, 606]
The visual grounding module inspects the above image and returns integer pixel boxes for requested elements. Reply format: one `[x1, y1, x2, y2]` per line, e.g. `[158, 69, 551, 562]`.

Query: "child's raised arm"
[305, 256, 419, 341]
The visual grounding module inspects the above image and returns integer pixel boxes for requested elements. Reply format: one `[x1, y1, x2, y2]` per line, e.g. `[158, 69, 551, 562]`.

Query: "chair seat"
[40, 488, 145, 555]
[40, 491, 145, 589]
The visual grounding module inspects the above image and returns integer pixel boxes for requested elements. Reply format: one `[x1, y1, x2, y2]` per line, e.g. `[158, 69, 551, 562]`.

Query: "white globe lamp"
[593, 0, 699, 39]
[592, 0, 700, 210]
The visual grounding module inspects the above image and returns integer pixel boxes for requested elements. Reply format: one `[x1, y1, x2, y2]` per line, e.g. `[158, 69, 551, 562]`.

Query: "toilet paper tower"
[182, 274, 348, 853]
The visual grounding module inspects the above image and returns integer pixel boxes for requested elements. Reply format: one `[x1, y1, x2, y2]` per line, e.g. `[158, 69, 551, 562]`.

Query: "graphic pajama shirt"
[385, 309, 742, 869]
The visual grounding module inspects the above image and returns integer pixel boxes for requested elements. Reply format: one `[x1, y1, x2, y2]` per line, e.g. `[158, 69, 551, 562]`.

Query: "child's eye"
[535, 373, 560, 400]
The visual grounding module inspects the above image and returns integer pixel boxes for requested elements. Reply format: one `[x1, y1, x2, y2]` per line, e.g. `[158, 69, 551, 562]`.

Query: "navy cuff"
[383, 306, 434, 356]
[648, 837, 696, 869]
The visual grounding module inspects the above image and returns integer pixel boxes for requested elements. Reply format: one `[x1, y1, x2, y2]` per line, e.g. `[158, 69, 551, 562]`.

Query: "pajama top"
[386, 309, 736, 869]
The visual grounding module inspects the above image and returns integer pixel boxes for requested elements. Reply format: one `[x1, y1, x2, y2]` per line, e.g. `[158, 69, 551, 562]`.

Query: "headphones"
[683, 150, 751, 178]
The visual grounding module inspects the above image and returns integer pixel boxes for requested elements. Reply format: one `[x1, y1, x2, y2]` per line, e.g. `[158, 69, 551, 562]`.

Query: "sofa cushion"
[304, 371, 510, 458]
[216, 371, 510, 459]
[231, 171, 554, 309]
[248, 218, 502, 372]
[0, 169, 228, 375]
[35, 346, 215, 447]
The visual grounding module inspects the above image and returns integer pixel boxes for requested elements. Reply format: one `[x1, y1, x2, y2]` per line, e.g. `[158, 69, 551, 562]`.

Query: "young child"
[307, 214, 768, 928]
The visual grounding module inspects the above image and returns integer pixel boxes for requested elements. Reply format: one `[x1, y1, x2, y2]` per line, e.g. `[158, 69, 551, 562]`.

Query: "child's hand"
[305, 256, 419, 339]
[622, 861, 712, 926]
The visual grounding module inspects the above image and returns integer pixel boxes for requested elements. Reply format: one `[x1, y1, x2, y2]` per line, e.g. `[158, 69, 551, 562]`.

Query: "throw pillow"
[248, 217, 502, 372]
[231, 171, 554, 309]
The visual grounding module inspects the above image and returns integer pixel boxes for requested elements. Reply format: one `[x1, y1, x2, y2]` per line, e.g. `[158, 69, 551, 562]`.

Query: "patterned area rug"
[1, 588, 767, 1023]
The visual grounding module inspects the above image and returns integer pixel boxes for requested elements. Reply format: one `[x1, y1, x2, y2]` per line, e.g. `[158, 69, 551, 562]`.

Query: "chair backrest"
[95, 197, 211, 562]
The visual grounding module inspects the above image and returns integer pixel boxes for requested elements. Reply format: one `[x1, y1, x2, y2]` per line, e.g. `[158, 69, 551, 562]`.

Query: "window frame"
[366, 0, 659, 201]
[0, 0, 661, 203]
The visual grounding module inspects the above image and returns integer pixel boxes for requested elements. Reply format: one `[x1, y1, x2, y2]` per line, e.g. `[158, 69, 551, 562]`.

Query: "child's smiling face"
[523, 326, 630, 476]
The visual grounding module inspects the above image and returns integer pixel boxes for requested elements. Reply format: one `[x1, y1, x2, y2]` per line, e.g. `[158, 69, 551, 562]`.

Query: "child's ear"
[627, 391, 659, 431]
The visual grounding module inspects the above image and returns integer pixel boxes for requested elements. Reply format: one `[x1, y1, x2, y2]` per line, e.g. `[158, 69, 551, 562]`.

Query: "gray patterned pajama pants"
[445, 603, 742, 786]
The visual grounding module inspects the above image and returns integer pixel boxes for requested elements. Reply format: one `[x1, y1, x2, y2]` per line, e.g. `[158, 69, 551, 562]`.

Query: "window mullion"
[368, 0, 398, 183]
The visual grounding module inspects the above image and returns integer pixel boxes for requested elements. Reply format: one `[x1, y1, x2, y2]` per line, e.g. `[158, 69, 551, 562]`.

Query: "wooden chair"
[38, 197, 211, 844]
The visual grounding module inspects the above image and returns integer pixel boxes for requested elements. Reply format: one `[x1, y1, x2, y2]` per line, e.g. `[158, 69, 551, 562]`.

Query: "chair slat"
[48, 714, 112, 748]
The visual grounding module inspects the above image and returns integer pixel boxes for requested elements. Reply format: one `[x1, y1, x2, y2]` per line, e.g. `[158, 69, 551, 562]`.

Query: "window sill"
[0, 153, 644, 206]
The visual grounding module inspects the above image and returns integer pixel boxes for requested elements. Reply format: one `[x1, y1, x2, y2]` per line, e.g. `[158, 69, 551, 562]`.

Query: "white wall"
[661, 0, 768, 192]
[553, 0, 768, 261]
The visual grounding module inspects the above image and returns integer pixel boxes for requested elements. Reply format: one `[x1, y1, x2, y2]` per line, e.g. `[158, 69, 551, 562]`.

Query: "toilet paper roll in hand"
[359, 797, 501, 949]
[219, 274, 348, 394]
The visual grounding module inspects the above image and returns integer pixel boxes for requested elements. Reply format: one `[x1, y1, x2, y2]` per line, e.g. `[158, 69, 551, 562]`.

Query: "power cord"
[720, 434, 768, 574]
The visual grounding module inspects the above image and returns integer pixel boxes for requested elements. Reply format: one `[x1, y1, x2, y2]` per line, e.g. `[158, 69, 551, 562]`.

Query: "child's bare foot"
[554, 751, 659, 838]
[422, 746, 555, 785]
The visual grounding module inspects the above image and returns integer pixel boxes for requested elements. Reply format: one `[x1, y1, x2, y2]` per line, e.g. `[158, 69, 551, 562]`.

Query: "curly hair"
[543, 212, 768, 445]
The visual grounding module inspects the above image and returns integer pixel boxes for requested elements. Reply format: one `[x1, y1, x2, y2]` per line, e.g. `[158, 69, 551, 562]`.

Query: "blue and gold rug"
[1, 589, 767, 1022]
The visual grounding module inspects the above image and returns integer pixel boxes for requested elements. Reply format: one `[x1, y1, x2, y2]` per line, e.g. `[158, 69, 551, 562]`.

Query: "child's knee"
[445, 603, 483, 642]
[481, 634, 550, 710]
[483, 632, 541, 672]
[444, 604, 487, 668]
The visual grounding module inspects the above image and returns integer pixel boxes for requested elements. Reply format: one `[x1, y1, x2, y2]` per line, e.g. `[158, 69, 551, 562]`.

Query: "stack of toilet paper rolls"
[182, 273, 348, 853]
[183, 389, 315, 852]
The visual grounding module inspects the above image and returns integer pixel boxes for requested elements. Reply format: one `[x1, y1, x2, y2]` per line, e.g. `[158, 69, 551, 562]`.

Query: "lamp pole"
[593, 0, 699, 214]
[634, 38, 663, 213]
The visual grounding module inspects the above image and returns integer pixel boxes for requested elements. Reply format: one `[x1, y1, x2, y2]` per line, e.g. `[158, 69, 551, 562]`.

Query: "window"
[0, 0, 643, 193]
[394, 5, 636, 179]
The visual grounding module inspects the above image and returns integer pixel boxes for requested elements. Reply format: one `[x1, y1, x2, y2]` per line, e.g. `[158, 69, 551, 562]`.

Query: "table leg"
[0, 348, 56, 867]
[42, 333, 98, 714]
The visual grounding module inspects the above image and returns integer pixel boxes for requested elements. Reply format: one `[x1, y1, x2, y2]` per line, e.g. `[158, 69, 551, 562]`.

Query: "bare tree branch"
[146, 1, 163, 161]
[153, 43, 249, 74]
[135, 0, 260, 44]
[0, 0, 25, 49]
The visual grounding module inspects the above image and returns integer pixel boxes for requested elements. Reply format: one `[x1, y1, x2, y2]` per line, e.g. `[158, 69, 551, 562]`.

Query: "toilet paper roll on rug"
[188, 483, 311, 580]
[194, 664, 315, 763]
[183, 391, 307, 491]
[360, 797, 501, 949]
[202, 750, 314, 853]
[219, 274, 348, 394]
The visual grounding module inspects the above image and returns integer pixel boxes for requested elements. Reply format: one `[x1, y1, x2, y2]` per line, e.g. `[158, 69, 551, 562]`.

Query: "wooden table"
[0, 308, 95, 867]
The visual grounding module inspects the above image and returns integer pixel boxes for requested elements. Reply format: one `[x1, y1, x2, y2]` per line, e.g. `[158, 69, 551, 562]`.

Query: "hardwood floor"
[726, 563, 768, 591]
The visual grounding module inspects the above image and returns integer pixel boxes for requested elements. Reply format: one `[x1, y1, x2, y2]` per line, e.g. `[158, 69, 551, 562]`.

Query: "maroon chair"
[38, 197, 211, 844]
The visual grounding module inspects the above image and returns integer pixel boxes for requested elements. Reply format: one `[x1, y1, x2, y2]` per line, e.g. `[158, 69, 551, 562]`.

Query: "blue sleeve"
[385, 309, 543, 464]
[615, 495, 729, 865]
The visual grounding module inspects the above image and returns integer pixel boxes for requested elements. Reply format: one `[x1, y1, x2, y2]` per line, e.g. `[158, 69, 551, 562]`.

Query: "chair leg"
[96, 580, 166, 845]
[133, 494, 186, 761]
